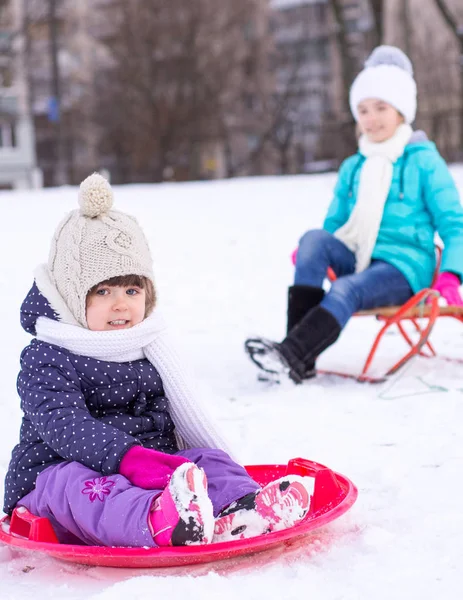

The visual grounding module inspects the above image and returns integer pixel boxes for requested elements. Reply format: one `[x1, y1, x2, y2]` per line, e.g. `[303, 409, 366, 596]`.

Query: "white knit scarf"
[34, 311, 237, 460]
[334, 123, 413, 273]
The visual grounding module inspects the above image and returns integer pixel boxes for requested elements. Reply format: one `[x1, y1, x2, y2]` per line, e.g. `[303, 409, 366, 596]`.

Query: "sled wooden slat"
[356, 304, 463, 319]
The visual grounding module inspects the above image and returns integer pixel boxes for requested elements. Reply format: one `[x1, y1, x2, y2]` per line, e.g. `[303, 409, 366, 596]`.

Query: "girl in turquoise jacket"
[245, 45, 463, 383]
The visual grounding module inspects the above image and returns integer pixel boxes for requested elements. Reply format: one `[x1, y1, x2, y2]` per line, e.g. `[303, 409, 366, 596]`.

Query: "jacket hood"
[21, 281, 60, 335]
[408, 129, 428, 144]
[21, 264, 81, 335]
[405, 129, 437, 154]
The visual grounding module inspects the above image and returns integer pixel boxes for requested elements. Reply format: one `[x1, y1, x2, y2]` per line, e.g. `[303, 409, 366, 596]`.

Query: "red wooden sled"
[322, 246, 463, 382]
[0, 458, 357, 569]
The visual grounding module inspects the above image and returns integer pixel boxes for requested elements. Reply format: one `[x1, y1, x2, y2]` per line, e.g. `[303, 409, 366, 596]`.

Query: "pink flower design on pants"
[82, 477, 115, 502]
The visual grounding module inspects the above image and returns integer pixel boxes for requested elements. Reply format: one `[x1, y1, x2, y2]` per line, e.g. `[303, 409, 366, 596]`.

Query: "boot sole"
[244, 338, 290, 375]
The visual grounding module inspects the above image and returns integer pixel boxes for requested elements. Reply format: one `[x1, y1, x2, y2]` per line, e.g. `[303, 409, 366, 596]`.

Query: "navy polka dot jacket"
[3, 283, 178, 515]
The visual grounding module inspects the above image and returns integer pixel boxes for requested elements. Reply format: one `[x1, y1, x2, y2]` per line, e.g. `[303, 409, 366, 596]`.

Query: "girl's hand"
[119, 446, 191, 489]
[291, 248, 298, 265]
[432, 272, 463, 306]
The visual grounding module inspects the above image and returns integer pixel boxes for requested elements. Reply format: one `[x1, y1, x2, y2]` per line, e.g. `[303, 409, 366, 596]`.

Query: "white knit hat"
[349, 45, 417, 124]
[47, 173, 155, 327]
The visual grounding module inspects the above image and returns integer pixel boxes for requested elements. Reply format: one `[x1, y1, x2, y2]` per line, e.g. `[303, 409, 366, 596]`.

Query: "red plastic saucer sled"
[0, 458, 357, 569]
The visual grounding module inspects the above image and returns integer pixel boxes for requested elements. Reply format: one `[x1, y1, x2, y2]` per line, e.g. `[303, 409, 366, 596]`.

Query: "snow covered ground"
[0, 168, 462, 599]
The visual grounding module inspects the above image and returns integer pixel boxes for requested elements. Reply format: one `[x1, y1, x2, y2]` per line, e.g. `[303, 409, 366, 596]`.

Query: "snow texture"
[0, 167, 463, 598]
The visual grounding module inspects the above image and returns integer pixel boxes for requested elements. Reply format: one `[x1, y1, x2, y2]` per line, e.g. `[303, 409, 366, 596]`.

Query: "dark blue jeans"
[294, 229, 413, 327]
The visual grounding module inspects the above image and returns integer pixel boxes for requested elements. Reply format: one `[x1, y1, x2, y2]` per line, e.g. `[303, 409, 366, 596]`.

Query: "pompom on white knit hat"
[349, 45, 417, 124]
[47, 173, 155, 327]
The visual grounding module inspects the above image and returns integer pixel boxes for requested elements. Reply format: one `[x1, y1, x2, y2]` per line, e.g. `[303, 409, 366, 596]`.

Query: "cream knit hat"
[47, 173, 155, 327]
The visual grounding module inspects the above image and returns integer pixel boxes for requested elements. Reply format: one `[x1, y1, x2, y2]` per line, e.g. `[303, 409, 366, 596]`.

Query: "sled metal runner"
[315, 369, 387, 384]
[0, 458, 357, 569]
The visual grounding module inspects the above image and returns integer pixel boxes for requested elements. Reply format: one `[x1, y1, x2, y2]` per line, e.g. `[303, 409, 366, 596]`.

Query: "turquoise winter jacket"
[323, 134, 463, 293]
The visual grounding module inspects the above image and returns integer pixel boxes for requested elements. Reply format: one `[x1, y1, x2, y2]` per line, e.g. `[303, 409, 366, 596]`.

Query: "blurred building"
[269, 0, 374, 173]
[0, 0, 40, 189]
[269, 0, 332, 173]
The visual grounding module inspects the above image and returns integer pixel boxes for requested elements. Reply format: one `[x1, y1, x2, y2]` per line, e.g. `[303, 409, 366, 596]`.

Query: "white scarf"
[334, 123, 413, 273]
[34, 310, 237, 460]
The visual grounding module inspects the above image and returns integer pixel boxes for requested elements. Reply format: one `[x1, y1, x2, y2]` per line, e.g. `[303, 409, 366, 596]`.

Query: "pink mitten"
[291, 247, 298, 266]
[432, 272, 463, 306]
[119, 446, 191, 490]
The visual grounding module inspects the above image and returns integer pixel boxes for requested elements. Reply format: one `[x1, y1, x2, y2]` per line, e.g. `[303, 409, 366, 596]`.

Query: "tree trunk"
[368, 0, 384, 47]
[433, 0, 463, 159]
[329, 0, 358, 112]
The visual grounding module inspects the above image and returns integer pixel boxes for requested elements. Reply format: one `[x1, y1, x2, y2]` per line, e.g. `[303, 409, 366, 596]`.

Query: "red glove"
[119, 446, 191, 490]
[432, 272, 463, 306]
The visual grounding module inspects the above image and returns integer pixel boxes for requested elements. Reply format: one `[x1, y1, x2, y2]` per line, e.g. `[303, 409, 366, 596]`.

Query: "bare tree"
[265, 20, 319, 174]
[329, 0, 359, 112]
[432, 0, 463, 156]
[92, 0, 271, 183]
[326, 0, 364, 158]
[22, 0, 80, 185]
[368, 0, 383, 47]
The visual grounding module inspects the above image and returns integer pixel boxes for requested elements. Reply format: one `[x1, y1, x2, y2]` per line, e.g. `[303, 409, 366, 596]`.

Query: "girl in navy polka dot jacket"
[3, 174, 314, 548]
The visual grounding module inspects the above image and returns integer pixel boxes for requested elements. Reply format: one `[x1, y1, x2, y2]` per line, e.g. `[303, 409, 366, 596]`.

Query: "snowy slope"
[0, 168, 462, 599]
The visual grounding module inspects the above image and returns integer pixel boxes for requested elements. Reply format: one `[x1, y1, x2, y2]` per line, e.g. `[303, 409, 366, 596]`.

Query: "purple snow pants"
[18, 448, 259, 548]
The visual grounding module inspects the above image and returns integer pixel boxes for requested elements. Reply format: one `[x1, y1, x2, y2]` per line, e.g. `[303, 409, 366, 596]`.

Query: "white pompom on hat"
[47, 173, 155, 327]
[349, 45, 417, 124]
[78, 172, 114, 217]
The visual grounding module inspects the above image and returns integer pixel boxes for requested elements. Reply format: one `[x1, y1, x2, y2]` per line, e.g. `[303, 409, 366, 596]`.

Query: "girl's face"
[86, 284, 146, 331]
[357, 99, 404, 143]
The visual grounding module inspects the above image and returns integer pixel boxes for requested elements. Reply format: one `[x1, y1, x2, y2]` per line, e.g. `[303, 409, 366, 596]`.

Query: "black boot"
[280, 306, 341, 382]
[287, 286, 325, 378]
[287, 285, 325, 334]
[245, 306, 341, 384]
